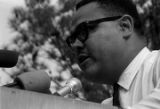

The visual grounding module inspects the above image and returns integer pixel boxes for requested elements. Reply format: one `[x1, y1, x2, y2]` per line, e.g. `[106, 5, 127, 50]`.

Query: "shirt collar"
[118, 47, 151, 90]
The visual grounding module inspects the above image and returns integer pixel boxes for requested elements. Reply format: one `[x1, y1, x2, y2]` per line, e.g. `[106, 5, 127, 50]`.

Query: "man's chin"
[82, 70, 116, 85]
[86, 77, 115, 85]
[82, 71, 106, 84]
[84, 75, 99, 82]
[79, 60, 111, 83]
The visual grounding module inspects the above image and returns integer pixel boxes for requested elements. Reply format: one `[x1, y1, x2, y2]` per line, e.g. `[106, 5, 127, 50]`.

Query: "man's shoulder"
[143, 49, 160, 65]
[152, 49, 160, 75]
[150, 49, 160, 66]
[144, 49, 160, 83]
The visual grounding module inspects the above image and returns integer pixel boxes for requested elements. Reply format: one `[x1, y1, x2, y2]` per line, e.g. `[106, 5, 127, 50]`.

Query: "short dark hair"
[76, 0, 143, 35]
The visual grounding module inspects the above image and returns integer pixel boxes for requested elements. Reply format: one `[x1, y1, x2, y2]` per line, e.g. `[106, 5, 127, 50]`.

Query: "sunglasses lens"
[66, 23, 89, 47]
[76, 23, 88, 42]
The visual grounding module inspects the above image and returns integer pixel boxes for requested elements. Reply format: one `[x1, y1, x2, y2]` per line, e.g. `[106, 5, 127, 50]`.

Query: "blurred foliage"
[2, 0, 160, 103]
[4, 0, 76, 93]
[135, 0, 160, 49]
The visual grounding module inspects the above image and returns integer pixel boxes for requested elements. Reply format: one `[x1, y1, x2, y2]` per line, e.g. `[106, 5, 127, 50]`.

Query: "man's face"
[70, 2, 126, 84]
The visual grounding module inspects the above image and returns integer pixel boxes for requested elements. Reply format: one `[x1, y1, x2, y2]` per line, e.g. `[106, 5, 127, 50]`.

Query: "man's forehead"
[72, 2, 106, 27]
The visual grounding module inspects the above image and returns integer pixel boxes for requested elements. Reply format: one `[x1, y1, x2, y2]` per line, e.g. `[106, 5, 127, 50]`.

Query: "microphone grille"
[66, 78, 82, 93]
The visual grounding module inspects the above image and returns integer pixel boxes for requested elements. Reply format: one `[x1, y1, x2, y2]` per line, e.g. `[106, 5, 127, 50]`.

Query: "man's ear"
[118, 15, 134, 40]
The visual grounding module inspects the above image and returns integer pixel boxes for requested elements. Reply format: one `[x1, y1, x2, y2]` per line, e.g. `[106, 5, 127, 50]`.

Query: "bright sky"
[0, 0, 25, 47]
[0, 0, 58, 47]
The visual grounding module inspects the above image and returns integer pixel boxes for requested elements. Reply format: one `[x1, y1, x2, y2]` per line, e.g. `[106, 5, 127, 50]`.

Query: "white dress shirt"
[102, 47, 160, 109]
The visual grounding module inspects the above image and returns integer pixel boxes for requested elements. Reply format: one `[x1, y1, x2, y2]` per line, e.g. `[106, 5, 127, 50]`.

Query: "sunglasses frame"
[66, 16, 122, 47]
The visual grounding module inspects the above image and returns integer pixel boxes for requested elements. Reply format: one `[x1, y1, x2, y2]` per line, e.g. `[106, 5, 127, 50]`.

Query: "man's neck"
[116, 34, 146, 82]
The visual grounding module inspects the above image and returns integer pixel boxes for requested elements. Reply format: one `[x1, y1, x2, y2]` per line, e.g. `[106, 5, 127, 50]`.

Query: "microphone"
[0, 50, 19, 68]
[4, 70, 51, 93]
[54, 78, 82, 96]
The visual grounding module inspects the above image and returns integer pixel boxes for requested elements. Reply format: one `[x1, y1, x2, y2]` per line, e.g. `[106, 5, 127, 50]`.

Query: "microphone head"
[66, 78, 82, 94]
[15, 70, 51, 93]
[0, 50, 19, 68]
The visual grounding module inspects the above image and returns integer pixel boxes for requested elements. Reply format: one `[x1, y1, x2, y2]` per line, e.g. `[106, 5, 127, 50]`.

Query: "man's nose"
[72, 39, 84, 48]
[71, 39, 84, 54]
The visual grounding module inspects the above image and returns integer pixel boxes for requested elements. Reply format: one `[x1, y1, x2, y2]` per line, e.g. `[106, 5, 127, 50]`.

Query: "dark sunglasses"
[66, 16, 122, 47]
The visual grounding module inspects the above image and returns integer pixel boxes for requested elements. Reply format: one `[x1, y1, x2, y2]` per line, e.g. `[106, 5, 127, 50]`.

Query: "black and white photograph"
[0, 0, 160, 109]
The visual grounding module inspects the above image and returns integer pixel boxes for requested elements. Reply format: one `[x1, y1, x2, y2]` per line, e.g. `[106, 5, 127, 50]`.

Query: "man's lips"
[78, 54, 90, 64]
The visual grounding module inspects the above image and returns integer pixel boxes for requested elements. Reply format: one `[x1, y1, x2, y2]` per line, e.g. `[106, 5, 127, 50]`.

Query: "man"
[66, 0, 160, 109]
